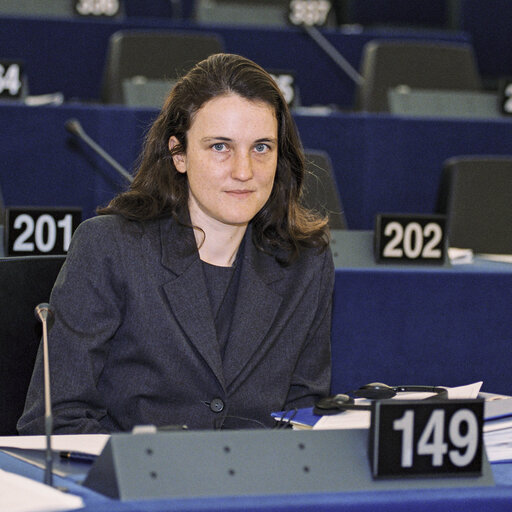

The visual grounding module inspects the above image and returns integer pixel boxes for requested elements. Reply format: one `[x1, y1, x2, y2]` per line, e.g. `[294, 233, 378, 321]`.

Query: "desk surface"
[2, 448, 512, 512]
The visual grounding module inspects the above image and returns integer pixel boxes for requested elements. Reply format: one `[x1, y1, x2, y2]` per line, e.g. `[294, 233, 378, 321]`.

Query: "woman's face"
[169, 93, 278, 231]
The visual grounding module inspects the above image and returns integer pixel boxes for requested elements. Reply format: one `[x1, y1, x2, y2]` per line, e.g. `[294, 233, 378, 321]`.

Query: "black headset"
[314, 382, 448, 415]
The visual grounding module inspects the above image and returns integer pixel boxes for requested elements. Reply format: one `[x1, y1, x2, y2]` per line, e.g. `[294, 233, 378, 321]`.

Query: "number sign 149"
[370, 399, 483, 478]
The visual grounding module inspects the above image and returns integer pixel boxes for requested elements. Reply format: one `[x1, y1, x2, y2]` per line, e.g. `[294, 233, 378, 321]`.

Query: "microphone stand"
[35, 303, 54, 487]
[65, 118, 134, 184]
[301, 24, 364, 86]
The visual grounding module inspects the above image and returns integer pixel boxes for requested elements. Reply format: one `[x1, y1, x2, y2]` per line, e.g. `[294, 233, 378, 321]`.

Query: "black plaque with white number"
[374, 213, 447, 265]
[269, 70, 297, 107]
[288, 0, 332, 26]
[499, 77, 512, 116]
[5, 207, 82, 256]
[370, 399, 484, 478]
[0, 60, 24, 99]
[74, 0, 121, 17]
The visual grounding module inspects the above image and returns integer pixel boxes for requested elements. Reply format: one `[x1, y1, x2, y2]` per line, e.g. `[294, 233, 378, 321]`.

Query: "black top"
[202, 246, 244, 358]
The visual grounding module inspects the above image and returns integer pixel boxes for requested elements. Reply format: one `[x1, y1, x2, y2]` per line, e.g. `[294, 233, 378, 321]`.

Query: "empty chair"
[436, 156, 512, 254]
[0, 180, 4, 228]
[355, 40, 482, 112]
[303, 150, 347, 230]
[101, 30, 224, 106]
[0, 256, 65, 435]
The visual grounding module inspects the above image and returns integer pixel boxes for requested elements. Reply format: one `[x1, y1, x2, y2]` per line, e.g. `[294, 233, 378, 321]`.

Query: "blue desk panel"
[2, 103, 512, 228]
[2, 449, 512, 512]
[0, 15, 470, 108]
[331, 259, 512, 396]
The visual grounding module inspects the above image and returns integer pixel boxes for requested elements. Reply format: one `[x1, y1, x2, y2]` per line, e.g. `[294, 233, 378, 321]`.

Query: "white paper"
[448, 247, 474, 264]
[0, 434, 109, 456]
[484, 429, 512, 462]
[0, 469, 84, 512]
[313, 382, 483, 431]
[477, 253, 512, 264]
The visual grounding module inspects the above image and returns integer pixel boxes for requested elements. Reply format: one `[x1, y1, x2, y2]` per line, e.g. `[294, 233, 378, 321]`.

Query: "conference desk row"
[2, 102, 512, 230]
[2, 424, 512, 512]
[1, 7, 512, 110]
[0, 14, 471, 109]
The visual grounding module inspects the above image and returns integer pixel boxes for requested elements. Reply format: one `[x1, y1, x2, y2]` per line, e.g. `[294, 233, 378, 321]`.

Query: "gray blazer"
[18, 215, 334, 433]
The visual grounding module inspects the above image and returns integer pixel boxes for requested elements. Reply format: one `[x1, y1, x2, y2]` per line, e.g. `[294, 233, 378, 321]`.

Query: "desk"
[2, 448, 512, 511]
[331, 258, 512, 395]
[0, 15, 470, 108]
[2, 103, 512, 228]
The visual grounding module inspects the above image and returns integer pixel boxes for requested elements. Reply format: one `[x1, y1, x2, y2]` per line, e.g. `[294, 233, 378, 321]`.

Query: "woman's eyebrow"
[255, 137, 278, 144]
[201, 136, 232, 143]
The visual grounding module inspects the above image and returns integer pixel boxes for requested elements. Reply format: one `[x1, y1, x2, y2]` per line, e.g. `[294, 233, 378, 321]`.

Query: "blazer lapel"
[222, 231, 286, 390]
[158, 218, 225, 390]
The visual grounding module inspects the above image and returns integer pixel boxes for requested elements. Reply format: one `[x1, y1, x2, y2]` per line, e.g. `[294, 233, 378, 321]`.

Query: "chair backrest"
[0, 180, 4, 227]
[388, 88, 500, 119]
[355, 40, 482, 112]
[101, 30, 225, 105]
[436, 156, 512, 254]
[0, 256, 65, 435]
[303, 150, 347, 230]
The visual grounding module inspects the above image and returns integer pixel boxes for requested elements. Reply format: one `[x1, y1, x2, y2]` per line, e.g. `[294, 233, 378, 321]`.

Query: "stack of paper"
[0, 469, 84, 512]
[483, 394, 512, 463]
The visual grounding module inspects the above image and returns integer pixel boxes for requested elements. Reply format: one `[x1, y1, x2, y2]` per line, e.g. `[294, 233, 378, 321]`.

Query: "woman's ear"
[169, 136, 187, 174]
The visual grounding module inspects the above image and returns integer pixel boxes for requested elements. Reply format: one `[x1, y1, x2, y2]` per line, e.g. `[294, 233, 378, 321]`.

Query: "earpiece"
[314, 383, 448, 415]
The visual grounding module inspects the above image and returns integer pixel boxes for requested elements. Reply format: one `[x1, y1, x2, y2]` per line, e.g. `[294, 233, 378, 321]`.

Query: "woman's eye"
[212, 143, 226, 152]
[254, 143, 269, 153]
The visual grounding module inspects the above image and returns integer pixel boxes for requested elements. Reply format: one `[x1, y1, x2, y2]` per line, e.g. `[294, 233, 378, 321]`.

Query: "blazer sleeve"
[17, 217, 125, 434]
[284, 247, 334, 409]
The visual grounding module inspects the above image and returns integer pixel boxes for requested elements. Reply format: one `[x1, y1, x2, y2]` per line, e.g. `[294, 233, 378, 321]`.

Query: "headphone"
[314, 382, 448, 415]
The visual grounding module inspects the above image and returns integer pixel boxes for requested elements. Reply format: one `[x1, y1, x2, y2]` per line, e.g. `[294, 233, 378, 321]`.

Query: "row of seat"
[99, 29, 486, 115]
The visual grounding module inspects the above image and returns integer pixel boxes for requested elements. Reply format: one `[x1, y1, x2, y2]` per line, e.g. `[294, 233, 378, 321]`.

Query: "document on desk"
[313, 382, 483, 430]
[0, 468, 84, 512]
[0, 434, 109, 455]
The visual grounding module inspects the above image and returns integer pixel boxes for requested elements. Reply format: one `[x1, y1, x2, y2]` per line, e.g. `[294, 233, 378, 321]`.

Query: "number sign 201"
[370, 399, 483, 478]
[5, 208, 82, 256]
[375, 214, 447, 265]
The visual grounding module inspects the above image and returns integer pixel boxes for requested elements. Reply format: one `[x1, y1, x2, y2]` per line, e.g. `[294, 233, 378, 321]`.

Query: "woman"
[18, 53, 334, 433]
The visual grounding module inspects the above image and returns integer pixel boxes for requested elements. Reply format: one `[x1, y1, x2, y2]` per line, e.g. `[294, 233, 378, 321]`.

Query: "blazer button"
[209, 398, 225, 413]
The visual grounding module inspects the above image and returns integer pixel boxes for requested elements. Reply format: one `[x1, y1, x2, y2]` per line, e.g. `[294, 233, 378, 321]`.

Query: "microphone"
[301, 25, 364, 86]
[65, 118, 134, 184]
[34, 303, 55, 487]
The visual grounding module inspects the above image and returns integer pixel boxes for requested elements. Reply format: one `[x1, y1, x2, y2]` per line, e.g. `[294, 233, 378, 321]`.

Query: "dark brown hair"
[98, 53, 329, 262]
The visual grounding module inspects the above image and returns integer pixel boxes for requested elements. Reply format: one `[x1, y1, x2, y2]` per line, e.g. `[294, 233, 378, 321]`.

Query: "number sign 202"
[370, 399, 484, 478]
[375, 214, 447, 265]
[5, 207, 82, 256]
